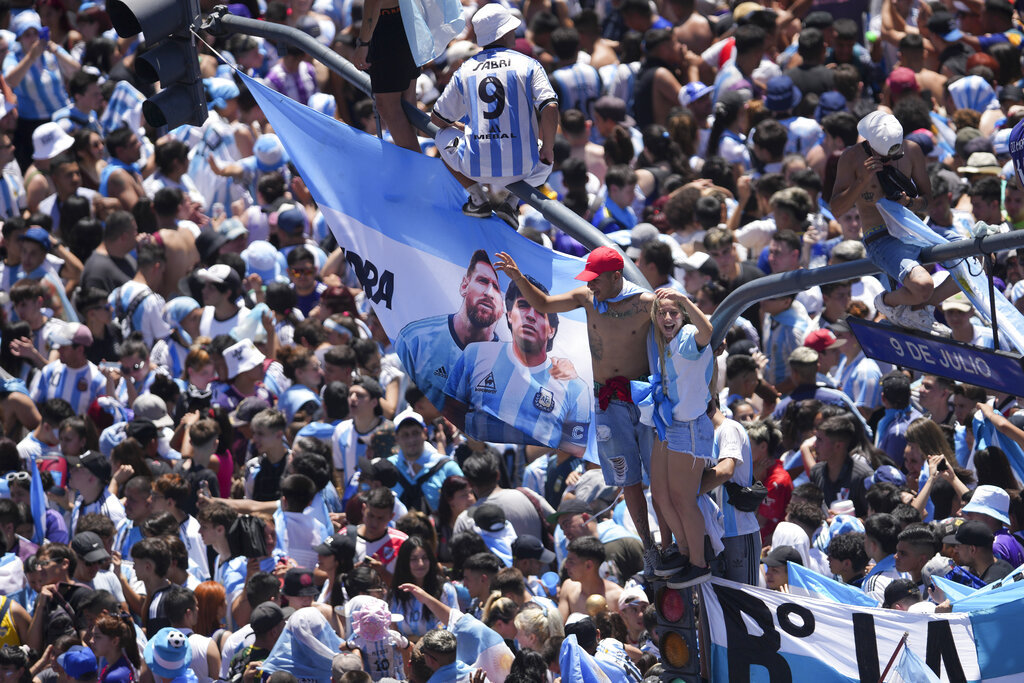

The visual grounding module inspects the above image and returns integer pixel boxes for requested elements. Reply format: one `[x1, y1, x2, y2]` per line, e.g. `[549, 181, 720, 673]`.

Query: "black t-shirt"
[604, 537, 644, 584]
[175, 461, 221, 516]
[85, 323, 123, 365]
[81, 252, 136, 294]
[809, 456, 875, 517]
[786, 64, 835, 96]
[982, 558, 1014, 584]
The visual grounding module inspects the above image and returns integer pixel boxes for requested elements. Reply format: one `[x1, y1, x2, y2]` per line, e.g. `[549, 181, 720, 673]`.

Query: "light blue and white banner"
[243, 73, 596, 454]
[701, 578, 980, 682]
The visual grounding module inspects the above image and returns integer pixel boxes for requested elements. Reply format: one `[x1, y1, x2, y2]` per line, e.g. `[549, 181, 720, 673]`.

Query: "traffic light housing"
[654, 584, 702, 682]
[108, 0, 208, 129]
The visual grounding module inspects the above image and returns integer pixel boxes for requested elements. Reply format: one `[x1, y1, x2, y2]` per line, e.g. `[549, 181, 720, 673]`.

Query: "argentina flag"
[242, 73, 597, 454]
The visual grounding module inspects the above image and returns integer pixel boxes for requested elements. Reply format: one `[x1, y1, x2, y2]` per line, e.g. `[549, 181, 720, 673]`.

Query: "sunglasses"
[289, 266, 316, 277]
[121, 360, 146, 372]
[4, 471, 29, 482]
[876, 149, 905, 163]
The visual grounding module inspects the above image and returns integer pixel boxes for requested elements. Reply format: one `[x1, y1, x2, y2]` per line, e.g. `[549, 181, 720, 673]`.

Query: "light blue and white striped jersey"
[762, 301, 815, 387]
[648, 325, 714, 422]
[433, 47, 557, 180]
[70, 488, 126, 534]
[2, 45, 69, 119]
[712, 418, 759, 537]
[188, 111, 246, 210]
[0, 160, 25, 219]
[551, 61, 602, 117]
[443, 341, 589, 451]
[100, 81, 145, 136]
[52, 105, 102, 135]
[151, 338, 189, 378]
[395, 313, 498, 412]
[599, 61, 639, 109]
[837, 351, 883, 411]
[114, 517, 143, 559]
[30, 359, 106, 417]
[108, 280, 172, 347]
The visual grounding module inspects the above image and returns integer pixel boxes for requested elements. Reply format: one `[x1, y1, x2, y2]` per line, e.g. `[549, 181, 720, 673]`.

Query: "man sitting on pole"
[830, 111, 959, 334]
[431, 4, 559, 228]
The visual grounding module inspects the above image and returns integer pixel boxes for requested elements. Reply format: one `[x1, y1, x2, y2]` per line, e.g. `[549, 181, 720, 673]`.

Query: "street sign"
[849, 318, 1024, 394]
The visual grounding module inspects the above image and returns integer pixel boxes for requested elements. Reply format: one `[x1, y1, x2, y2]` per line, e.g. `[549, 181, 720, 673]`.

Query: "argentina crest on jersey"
[533, 387, 555, 413]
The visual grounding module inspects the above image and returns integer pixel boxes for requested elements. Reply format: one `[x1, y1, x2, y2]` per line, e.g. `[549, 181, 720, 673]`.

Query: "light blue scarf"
[593, 280, 646, 314]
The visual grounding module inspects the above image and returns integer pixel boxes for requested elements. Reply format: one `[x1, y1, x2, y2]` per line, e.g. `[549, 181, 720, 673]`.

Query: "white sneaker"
[899, 306, 941, 334]
[874, 292, 899, 323]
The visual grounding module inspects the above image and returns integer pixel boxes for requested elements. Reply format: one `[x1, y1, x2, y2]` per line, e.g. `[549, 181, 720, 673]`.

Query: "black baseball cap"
[512, 534, 556, 564]
[251, 601, 286, 634]
[762, 545, 803, 567]
[883, 578, 921, 608]
[126, 419, 158, 445]
[943, 520, 994, 547]
[314, 532, 357, 565]
[71, 531, 110, 563]
[472, 503, 507, 533]
[74, 451, 111, 483]
[546, 498, 591, 525]
[282, 568, 319, 597]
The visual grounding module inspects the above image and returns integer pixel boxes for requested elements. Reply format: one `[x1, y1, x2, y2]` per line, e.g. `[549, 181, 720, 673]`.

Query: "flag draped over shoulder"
[448, 610, 514, 682]
[241, 73, 598, 455]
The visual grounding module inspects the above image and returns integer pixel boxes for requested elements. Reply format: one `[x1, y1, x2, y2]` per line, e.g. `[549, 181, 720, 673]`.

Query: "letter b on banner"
[713, 584, 792, 681]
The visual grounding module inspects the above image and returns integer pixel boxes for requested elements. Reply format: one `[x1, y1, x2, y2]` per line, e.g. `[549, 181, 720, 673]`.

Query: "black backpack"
[227, 515, 268, 558]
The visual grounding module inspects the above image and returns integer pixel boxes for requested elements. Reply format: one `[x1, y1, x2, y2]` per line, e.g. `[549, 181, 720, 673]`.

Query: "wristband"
[357, 38, 370, 47]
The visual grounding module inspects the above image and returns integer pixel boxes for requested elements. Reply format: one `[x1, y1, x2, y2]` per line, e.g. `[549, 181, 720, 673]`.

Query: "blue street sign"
[849, 318, 1024, 395]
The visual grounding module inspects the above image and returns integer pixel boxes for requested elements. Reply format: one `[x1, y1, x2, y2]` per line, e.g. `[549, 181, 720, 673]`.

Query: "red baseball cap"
[575, 246, 624, 281]
[887, 67, 919, 96]
[804, 329, 847, 353]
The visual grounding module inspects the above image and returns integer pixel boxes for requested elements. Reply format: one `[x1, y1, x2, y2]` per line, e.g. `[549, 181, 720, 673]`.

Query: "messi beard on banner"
[240, 73, 596, 455]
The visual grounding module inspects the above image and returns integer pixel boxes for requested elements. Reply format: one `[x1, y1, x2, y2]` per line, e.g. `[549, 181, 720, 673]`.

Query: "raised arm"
[494, 251, 587, 313]
[398, 583, 452, 625]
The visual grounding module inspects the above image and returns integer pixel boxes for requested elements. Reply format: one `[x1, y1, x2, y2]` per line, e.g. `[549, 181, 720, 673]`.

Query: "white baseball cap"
[857, 111, 903, 156]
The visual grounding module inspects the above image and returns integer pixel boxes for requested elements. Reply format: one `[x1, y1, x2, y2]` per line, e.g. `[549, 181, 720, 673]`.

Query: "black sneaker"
[666, 564, 711, 589]
[642, 544, 662, 582]
[655, 544, 688, 577]
[462, 196, 492, 218]
[492, 199, 519, 228]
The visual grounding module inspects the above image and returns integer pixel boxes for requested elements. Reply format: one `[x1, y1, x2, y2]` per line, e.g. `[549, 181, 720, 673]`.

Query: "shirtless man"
[830, 111, 959, 334]
[495, 247, 661, 570]
[896, 34, 946, 104]
[558, 536, 622, 622]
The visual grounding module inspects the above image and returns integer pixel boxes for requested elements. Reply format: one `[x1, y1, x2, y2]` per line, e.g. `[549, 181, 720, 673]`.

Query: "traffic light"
[654, 584, 702, 682]
[108, 0, 208, 128]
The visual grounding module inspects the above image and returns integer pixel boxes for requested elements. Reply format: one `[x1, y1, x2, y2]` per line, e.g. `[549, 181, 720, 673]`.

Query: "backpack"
[395, 458, 451, 513]
[114, 287, 151, 339]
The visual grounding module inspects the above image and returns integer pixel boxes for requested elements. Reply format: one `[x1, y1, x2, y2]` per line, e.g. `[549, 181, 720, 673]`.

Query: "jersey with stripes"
[30, 360, 106, 417]
[648, 324, 714, 422]
[433, 47, 557, 181]
[2, 47, 69, 119]
[443, 341, 589, 451]
[551, 61, 602, 117]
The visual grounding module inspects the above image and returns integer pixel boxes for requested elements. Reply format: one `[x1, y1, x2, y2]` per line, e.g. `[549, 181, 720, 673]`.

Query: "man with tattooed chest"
[495, 247, 662, 575]
[830, 111, 960, 334]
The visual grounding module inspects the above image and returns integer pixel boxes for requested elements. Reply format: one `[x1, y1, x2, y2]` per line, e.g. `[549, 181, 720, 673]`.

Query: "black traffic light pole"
[201, 5, 652, 291]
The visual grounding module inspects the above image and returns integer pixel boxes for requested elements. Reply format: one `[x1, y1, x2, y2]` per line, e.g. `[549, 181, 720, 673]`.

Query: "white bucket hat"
[473, 4, 521, 47]
[32, 122, 74, 161]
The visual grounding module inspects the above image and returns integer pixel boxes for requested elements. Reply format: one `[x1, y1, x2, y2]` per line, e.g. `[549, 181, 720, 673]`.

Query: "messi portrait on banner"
[396, 250, 590, 455]
[237, 70, 596, 457]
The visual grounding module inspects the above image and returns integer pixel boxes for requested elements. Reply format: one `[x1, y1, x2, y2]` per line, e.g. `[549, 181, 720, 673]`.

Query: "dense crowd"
[0, 0, 1024, 680]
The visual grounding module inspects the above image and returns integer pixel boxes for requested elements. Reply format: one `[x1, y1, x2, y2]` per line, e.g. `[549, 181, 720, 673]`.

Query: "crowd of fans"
[0, 0, 1023, 680]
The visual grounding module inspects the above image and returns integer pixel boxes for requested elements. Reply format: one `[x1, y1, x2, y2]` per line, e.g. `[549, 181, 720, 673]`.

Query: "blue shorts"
[666, 414, 715, 459]
[595, 398, 653, 487]
[864, 224, 963, 286]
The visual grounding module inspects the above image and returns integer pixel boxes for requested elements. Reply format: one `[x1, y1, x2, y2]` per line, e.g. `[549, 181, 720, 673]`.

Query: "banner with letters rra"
[243, 73, 595, 454]
[701, 579, 981, 683]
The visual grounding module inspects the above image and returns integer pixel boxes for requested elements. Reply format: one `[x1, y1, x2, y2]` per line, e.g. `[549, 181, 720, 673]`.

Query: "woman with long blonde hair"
[646, 288, 715, 588]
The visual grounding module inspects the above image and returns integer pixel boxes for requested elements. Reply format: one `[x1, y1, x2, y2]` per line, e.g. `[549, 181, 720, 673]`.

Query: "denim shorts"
[864, 224, 963, 286]
[595, 398, 653, 487]
[665, 413, 715, 459]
